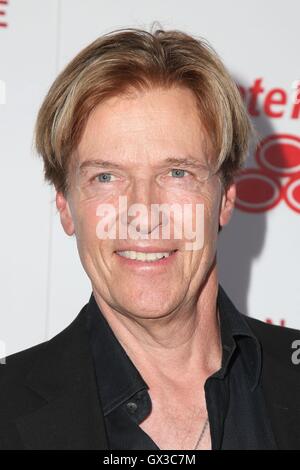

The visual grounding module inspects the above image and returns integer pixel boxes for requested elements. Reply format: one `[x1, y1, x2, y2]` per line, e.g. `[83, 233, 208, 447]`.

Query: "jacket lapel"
[14, 306, 108, 449]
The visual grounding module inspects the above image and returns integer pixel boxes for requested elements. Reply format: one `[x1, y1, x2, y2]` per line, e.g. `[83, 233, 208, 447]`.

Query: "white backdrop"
[0, 0, 299, 356]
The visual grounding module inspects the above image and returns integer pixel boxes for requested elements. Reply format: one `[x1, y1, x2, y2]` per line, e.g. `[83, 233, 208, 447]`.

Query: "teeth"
[116, 250, 174, 261]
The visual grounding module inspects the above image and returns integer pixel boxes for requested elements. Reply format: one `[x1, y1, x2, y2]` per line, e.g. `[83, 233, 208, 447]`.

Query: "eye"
[95, 172, 116, 183]
[169, 169, 190, 178]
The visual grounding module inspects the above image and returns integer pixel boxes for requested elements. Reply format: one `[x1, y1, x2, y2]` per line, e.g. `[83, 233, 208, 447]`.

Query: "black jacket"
[1, 288, 300, 450]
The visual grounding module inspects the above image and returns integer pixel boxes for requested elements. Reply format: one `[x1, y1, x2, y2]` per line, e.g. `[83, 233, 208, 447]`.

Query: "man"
[1, 27, 300, 450]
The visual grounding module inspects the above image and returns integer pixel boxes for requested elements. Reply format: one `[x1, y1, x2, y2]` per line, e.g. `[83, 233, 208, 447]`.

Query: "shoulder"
[0, 302, 88, 391]
[244, 314, 300, 366]
[0, 340, 48, 383]
[0, 339, 50, 425]
[0, 302, 89, 428]
[218, 284, 300, 367]
[244, 315, 300, 450]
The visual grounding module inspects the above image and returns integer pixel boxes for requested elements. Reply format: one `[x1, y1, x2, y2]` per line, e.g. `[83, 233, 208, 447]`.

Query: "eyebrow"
[79, 159, 124, 171]
[79, 156, 207, 172]
[161, 157, 206, 168]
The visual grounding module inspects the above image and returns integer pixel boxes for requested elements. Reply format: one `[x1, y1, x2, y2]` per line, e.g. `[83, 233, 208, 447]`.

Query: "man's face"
[57, 86, 235, 319]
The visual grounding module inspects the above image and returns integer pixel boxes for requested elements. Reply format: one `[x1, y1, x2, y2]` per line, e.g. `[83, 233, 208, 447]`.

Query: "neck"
[93, 265, 222, 385]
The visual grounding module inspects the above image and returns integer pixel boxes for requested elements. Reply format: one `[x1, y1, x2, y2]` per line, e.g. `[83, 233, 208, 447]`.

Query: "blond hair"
[34, 26, 252, 195]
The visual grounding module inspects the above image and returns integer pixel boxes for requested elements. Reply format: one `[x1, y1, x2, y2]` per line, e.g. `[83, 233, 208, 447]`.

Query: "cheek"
[183, 194, 220, 263]
[182, 201, 218, 266]
[202, 184, 222, 233]
[73, 202, 102, 248]
[201, 204, 220, 255]
[190, 192, 220, 236]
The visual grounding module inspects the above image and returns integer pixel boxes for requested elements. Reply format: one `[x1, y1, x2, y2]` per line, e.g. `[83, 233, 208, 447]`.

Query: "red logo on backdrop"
[236, 134, 300, 213]
[265, 318, 286, 327]
[0, 0, 8, 28]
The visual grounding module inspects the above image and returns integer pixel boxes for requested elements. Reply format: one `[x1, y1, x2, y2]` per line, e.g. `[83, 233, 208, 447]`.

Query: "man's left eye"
[95, 173, 116, 183]
[169, 169, 189, 178]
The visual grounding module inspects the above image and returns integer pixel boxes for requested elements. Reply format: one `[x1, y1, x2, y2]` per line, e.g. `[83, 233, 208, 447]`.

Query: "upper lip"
[114, 246, 178, 253]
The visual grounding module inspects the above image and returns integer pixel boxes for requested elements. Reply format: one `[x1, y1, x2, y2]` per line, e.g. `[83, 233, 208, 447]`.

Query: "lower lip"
[114, 250, 178, 270]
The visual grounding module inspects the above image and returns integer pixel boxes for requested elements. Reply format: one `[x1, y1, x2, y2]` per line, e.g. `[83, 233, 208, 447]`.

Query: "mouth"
[115, 249, 177, 261]
[114, 249, 178, 268]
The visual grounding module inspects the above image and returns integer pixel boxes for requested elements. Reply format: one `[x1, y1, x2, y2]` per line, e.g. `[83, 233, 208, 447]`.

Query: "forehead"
[75, 86, 208, 167]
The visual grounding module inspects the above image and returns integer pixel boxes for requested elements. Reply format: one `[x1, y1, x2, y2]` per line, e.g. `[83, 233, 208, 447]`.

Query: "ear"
[219, 182, 236, 228]
[56, 191, 75, 236]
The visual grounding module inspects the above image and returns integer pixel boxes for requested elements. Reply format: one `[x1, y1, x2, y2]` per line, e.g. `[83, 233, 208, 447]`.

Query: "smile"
[115, 250, 177, 262]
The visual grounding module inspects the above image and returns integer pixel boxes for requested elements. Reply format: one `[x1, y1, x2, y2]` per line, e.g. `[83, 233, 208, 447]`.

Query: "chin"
[116, 294, 180, 320]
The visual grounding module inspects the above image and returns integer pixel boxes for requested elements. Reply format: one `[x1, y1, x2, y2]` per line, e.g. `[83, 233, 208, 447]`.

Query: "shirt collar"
[86, 294, 147, 416]
[86, 284, 262, 416]
[216, 284, 262, 391]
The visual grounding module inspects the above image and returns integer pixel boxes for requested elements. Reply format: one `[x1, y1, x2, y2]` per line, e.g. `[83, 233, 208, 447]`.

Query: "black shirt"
[85, 284, 277, 450]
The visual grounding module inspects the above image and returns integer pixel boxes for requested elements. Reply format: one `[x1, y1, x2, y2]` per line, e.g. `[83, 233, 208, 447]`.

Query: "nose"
[124, 177, 162, 237]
